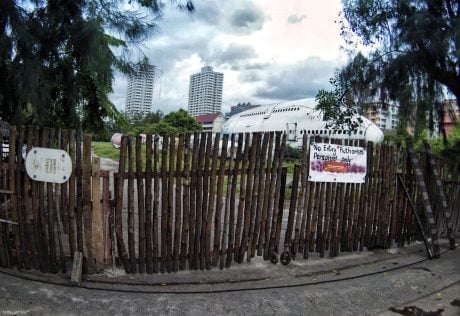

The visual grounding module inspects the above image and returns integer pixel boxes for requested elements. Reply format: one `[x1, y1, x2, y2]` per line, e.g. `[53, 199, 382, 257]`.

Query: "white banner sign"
[309, 143, 367, 183]
[25, 147, 72, 183]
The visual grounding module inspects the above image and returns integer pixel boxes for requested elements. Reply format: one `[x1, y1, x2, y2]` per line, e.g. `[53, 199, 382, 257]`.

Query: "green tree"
[342, 0, 459, 102]
[0, 1, 193, 134]
[319, 0, 459, 139]
[163, 109, 202, 133]
[145, 121, 179, 135]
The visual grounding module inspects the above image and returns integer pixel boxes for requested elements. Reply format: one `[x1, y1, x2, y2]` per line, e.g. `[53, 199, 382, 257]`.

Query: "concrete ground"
[0, 239, 459, 316]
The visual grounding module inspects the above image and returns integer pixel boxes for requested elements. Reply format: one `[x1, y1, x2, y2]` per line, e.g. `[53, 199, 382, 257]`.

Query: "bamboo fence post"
[136, 135, 146, 273]
[92, 156, 104, 272]
[145, 134, 153, 273]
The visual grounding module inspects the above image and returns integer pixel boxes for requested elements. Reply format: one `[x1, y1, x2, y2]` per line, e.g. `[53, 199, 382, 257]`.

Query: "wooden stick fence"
[1, 127, 459, 276]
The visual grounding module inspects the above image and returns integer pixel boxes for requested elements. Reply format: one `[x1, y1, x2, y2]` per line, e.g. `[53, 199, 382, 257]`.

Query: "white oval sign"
[25, 147, 72, 183]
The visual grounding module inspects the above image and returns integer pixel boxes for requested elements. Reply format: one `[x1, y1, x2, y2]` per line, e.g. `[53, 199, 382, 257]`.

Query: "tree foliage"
[318, 0, 459, 139]
[0, 0, 194, 134]
[163, 109, 202, 133]
[122, 109, 200, 136]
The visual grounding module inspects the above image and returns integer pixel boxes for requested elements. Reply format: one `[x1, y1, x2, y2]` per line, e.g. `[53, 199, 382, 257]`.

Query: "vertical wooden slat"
[9, 127, 21, 269]
[16, 127, 29, 269]
[54, 129, 66, 273]
[212, 134, 228, 266]
[68, 130, 77, 260]
[264, 132, 281, 259]
[226, 133, 243, 266]
[145, 134, 153, 273]
[92, 157, 103, 272]
[39, 127, 50, 271]
[24, 127, 38, 268]
[180, 134, 191, 270]
[136, 136, 146, 273]
[82, 134, 94, 272]
[315, 181, 325, 253]
[293, 134, 309, 256]
[115, 136, 130, 272]
[258, 132, 274, 257]
[153, 136, 160, 273]
[270, 134, 286, 255]
[199, 133, 212, 270]
[303, 167, 318, 257]
[321, 181, 332, 257]
[247, 133, 261, 260]
[364, 142, 374, 248]
[46, 128, 57, 272]
[194, 133, 205, 270]
[189, 133, 199, 269]
[102, 173, 111, 265]
[166, 136, 175, 272]
[160, 135, 169, 272]
[173, 134, 184, 272]
[75, 130, 84, 256]
[32, 128, 45, 271]
[0, 128, 9, 268]
[251, 132, 269, 257]
[220, 134, 236, 269]
[238, 133, 257, 263]
[205, 133, 220, 269]
[284, 164, 301, 259]
[274, 168, 288, 253]
[235, 133, 250, 260]
[60, 130, 69, 235]
[127, 137, 136, 273]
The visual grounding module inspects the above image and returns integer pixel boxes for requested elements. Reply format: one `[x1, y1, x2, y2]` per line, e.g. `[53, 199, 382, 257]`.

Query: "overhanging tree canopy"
[0, 0, 194, 134]
[342, 0, 459, 101]
[317, 0, 459, 137]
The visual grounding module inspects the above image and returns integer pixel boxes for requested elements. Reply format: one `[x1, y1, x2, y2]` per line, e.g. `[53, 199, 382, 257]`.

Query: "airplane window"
[316, 130, 319, 134]
[359, 130, 363, 135]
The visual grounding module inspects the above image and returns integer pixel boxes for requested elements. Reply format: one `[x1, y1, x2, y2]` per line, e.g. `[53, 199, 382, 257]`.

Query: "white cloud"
[109, 0, 347, 115]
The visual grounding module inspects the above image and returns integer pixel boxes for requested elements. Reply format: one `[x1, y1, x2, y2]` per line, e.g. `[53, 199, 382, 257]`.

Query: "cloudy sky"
[109, 0, 349, 114]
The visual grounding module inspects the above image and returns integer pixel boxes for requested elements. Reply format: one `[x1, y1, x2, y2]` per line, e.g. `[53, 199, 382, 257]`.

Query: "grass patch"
[92, 141, 120, 161]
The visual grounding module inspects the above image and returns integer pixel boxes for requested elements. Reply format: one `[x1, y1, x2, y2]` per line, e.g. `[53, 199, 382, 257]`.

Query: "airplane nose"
[365, 124, 384, 143]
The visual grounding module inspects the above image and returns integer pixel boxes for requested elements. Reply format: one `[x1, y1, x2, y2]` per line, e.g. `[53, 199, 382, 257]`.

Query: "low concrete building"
[195, 112, 225, 133]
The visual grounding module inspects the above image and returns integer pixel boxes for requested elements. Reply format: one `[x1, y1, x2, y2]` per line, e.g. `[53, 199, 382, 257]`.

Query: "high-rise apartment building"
[188, 66, 224, 117]
[125, 64, 155, 118]
[366, 102, 399, 130]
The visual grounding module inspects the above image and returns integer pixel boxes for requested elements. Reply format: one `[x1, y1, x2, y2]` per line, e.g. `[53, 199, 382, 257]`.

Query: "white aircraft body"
[222, 98, 384, 147]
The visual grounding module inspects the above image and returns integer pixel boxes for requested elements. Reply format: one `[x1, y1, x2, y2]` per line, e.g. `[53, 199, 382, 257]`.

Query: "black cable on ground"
[0, 245, 457, 295]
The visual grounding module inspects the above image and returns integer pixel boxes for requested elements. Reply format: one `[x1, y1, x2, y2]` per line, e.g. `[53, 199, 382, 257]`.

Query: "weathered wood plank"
[189, 133, 199, 268]
[238, 133, 257, 263]
[173, 135, 183, 272]
[180, 134, 191, 270]
[92, 156, 104, 272]
[226, 133, 243, 266]
[68, 130, 77, 261]
[166, 136, 175, 273]
[115, 136, 130, 272]
[200, 133, 212, 270]
[145, 134, 153, 273]
[212, 134, 228, 266]
[235, 133, 250, 260]
[251, 132, 269, 258]
[205, 133, 219, 269]
[82, 134, 94, 272]
[136, 136, 146, 273]
[160, 135, 169, 273]
[153, 136, 160, 273]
